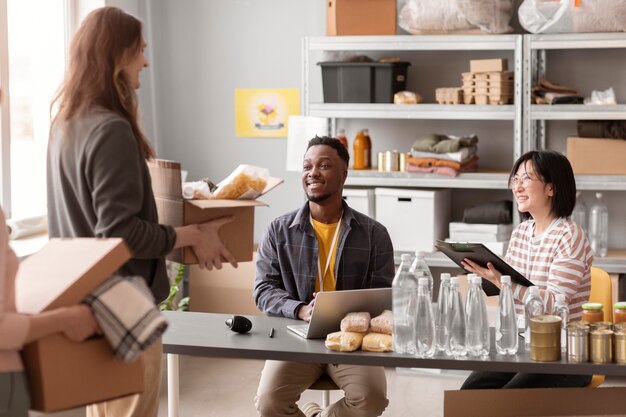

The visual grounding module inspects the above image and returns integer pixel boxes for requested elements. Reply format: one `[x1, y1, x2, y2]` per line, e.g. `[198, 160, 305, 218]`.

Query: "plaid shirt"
[253, 201, 395, 319]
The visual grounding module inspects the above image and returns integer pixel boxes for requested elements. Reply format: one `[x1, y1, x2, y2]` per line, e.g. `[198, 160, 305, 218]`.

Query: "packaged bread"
[325, 331, 364, 352]
[212, 164, 269, 200]
[340, 312, 371, 333]
[393, 91, 422, 104]
[362, 333, 393, 352]
[370, 310, 393, 335]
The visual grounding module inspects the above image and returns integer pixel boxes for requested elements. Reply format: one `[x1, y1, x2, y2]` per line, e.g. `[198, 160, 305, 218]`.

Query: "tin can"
[531, 345, 561, 362]
[613, 322, 626, 333]
[589, 322, 613, 332]
[399, 152, 407, 173]
[567, 324, 589, 363]
[530, 316, 561, 361]
[377, 152, 385, 172]
[384, 150, 398, 172]
[614, 331, 626, 364]
[590, 329, 613, 364]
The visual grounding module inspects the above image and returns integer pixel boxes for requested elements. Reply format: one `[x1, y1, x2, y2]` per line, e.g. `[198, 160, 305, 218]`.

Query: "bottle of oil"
[336, 129, 348, 149]
[362, 128, 372, 169]
[353, 130, 368, 170]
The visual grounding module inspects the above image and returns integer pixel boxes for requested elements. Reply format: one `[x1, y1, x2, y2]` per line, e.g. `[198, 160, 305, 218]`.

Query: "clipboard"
[435, 240, 534, 296]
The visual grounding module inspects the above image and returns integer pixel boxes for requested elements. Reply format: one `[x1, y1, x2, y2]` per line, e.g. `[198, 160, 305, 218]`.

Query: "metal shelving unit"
[345, 170, 509, 190]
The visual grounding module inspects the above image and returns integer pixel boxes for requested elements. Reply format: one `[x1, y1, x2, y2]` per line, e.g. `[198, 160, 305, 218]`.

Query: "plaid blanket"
[84, 275, 168, 363]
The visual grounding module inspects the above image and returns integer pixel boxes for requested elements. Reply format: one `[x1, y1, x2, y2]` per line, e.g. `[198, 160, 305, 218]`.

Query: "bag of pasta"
[340, 312, 371, 333]
[325, 331, 364, 352]
[212, 165, 269, 200]
[370, 310, 393, 335]
[362, 332, 393, 352]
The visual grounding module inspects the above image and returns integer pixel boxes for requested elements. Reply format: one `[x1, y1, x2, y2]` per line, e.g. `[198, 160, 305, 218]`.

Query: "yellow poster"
[235, 88, 300, 137]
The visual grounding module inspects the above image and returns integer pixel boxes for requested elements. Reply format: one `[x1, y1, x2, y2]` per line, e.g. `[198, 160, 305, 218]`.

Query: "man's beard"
[306, 192, 332, 203]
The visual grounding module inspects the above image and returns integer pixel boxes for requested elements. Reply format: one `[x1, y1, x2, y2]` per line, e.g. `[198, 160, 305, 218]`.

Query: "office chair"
[307, 373, 339, 408]
[587, 266, 612, 388]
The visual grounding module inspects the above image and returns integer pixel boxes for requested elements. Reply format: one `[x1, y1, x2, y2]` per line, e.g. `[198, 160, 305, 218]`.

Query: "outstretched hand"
[461, 258, 503, 289]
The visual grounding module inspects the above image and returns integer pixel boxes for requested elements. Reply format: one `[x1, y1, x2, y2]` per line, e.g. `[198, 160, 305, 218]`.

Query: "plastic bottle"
[495, 275, 519, 355]
[524, 286, 544, 348]
[353, 130, 368, 170]
[392, 253, 418, 354]
[446, 276, 467, 358]
[435, 273, 452, 353]
[410, 251, 434, 298]
[362, 128, 372, 169]
[572, 191, 588, 235]
[553, 293, 569, 351]
[415, 277, 436, 358]
[336, 128, 348, 149]
[588, 192, 609, 258]
[465, 275, 490, 357]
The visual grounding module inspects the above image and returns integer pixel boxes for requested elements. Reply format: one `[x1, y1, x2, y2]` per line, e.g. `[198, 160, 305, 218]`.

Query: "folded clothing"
[410, 145, 476, 163]
[462, 200, 513, 225]
[577, 120, 626, 140]
[406, 154, 479, 170]
[532, 78, 583, 104]
[84, 275, 168, 363]
[411, 133, 478, 154]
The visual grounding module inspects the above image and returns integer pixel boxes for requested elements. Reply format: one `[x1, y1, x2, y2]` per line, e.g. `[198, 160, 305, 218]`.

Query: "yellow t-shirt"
[311, 217, 341, 292]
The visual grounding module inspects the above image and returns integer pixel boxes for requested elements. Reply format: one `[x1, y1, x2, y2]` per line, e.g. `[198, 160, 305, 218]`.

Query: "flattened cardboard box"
[327, 0, 396, 36]
[16, 238, 143, 412]
[567, 136, 626, 175]
[444, 386, 626, 417]
[148, 159, 282, 264]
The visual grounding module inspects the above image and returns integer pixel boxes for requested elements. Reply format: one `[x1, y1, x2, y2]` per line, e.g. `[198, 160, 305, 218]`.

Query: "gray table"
[162, 311, 626, 417]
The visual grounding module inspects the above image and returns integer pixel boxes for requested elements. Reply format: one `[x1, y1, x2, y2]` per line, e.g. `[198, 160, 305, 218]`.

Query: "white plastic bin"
[375, 188, 451, 252]
[342, 188, 375, 218]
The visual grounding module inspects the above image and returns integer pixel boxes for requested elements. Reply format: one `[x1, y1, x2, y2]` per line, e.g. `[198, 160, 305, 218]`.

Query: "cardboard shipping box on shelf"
[148, 159, 283, 264]
[327, 0, 396, 36]
[15, 238, 143, 413]
[567, 136, 626, 175]
[444, 386, 626, 416]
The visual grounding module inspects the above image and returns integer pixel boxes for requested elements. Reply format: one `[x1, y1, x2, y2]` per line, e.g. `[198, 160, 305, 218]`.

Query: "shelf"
[527, 33, 626, 50]
[306, 35, 520, 51]
[309, 103, 516, 121]
[575, 175, 626, 191]
[530, 104, 626, 120]
[345, 170, 509, 190]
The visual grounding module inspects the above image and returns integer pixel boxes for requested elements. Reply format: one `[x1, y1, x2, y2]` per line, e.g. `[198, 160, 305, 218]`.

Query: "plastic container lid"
[471, 275, 482, 284]
[450, 276, 460, 285]
[615, 302, 626, 310]
[582, 302, 603, 310]
[500, 275, 511, 284]
[440, 273, 451, 282]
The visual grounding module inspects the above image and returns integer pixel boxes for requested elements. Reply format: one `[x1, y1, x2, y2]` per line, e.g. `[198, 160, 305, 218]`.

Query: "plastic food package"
[518, 0, 626, 34]
[325, 331, 364, 352]
[398, 0, 513, 35]
[212, 165, 269, 200]
[362, 333, 393, 352]
[370, 310, 393, 335]
[340, 312, 371, 333]
[394, 91, 422, 104]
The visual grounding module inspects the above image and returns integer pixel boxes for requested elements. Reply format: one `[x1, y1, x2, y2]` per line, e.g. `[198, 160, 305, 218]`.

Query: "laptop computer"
[287, 288, 392, 339]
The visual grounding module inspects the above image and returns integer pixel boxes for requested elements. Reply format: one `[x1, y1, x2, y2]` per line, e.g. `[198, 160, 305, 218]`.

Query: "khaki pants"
[0, 372, 29, 417]
[86, 339, 162, 417]
[255, 361, 388, 417]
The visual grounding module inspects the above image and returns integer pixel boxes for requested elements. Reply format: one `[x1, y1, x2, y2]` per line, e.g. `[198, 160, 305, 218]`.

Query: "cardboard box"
[567, 136, 626, 175]
[470, 58, 508, 73]
[15, 238, 143, 412]
[327, 0, 396, 36]
[148, 159, 282, 264]
[444, 387, 626, 416]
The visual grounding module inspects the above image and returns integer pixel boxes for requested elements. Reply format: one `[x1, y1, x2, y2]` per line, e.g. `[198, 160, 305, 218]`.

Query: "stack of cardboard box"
[462, 59, 513, 105]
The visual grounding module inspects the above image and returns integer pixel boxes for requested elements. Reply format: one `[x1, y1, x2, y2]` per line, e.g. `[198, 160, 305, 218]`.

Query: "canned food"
[582, 302, 604, 323]
[567, 324, 589, 363]
[399, 152, 407, 173]
[385, 150, 399, 172]
[377, 152, 385, 172]
[531, 345, 561, 362]
[613, 322, 626, 333]
[590, 329, 613, 364]
[589, 322, 613, 332]
[531, 331, 560, 348]
[530, 315, 561, 333]
[614, 331, 626, 364]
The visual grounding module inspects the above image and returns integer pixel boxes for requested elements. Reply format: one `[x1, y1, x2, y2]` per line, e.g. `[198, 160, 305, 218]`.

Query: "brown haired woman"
[46, 7, 237, 417]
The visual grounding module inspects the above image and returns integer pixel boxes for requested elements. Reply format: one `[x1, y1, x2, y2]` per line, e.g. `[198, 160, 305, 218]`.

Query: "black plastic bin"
[318, 61, 410, 103]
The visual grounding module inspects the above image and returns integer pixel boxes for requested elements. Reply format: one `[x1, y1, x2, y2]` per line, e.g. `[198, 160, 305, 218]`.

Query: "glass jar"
[614, 302, 626, 323]
[353, 130, 369, 170]
[581, 303, 604, 324]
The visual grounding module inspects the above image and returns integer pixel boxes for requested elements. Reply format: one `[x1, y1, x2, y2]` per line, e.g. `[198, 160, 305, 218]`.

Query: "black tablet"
[435, 240, 534, 296]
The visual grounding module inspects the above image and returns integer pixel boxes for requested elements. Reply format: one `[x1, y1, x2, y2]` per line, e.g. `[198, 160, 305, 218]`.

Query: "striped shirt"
[506, 217, 593, 320]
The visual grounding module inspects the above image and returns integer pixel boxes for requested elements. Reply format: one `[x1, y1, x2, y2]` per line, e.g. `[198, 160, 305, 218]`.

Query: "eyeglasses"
[509, 173, 541, 190]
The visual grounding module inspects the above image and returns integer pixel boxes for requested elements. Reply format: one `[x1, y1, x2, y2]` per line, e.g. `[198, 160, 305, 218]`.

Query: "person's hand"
[297, 293, 317, 322]
[192, 216, 238, 270]
[62, 305, 100, 342]
[461, 258, 503, 289]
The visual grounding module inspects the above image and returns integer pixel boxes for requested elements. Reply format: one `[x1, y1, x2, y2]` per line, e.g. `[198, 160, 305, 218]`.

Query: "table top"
[162, 311, 626, 377]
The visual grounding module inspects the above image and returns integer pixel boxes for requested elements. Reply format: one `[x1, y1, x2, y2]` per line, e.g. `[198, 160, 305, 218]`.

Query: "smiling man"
[253, 136, 394, 417]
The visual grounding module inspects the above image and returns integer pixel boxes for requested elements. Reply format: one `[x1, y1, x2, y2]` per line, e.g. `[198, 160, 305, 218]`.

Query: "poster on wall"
[235, 88, 300, 138]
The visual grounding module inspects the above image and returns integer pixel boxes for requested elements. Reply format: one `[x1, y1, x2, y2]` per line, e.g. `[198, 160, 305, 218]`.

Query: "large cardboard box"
[444, 387, 626, 417]
[16, 238, 143, 412]
[567, 136, 626, 175]
[326, 0, 396, 36]
[148, 159, 282, 264]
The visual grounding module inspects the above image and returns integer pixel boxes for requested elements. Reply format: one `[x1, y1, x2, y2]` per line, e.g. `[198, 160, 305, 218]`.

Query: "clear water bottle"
[572, 191, 588, 235]
[495, 275, 519, 355]
[446, 276, 467, 358]
[524, 286, 544, 348]
[465, 275, 490, 357]
[415, 277, 436, 358]
[589, 192, 609, 258]
[553, 293, 569, 351]
[435, 273, 452, 353]
[411, 250, 434, 297]
[392, 254, 418, 354]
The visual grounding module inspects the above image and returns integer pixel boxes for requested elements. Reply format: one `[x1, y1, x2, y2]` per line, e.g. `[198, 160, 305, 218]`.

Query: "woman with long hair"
[47, 7, 236, 417]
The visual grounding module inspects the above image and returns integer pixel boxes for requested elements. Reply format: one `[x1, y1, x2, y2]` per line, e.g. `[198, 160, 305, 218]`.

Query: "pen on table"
[268, 327, 275, 338]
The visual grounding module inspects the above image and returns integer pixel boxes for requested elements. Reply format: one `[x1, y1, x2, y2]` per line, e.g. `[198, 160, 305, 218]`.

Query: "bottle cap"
[415, 250, 426, 258]
[440, 273, 451, 282]
[500, 275, 511, 284]
[450, 276, 460, 286]
[614, 302, 626, 310]
[582, 302, 603, 310]
[471, 275, 482, 284]
[401, 253, 412, 262]
[596, 192, 603, 199]
[418, 277, 429, 286]
[555, 293, 566, 303]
